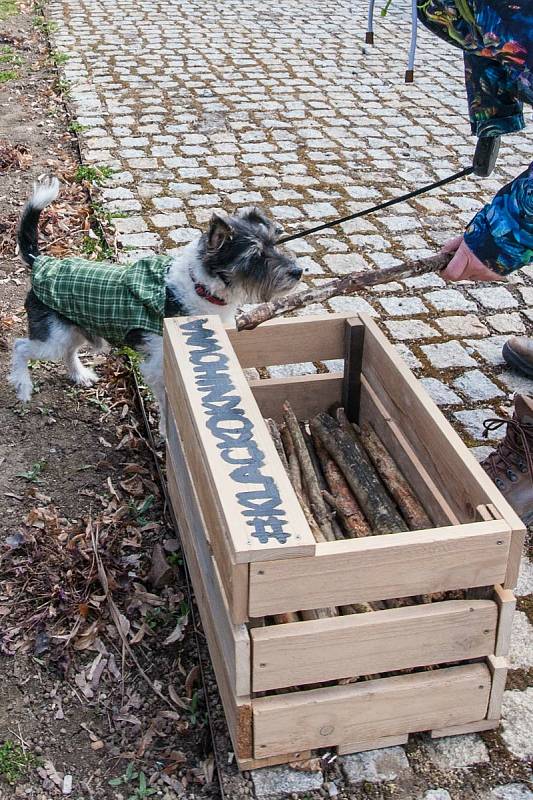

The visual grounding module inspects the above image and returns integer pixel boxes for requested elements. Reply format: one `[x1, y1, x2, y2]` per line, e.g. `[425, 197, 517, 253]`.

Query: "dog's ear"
[207, 213, 233, 252]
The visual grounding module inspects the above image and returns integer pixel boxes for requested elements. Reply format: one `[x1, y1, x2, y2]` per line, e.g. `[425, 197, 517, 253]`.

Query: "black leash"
[278, 166, 474, 244]
[278, 136, 500, 244]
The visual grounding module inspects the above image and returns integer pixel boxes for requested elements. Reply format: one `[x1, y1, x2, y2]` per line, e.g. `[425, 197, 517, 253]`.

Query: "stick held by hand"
[235, 252, 453, 331]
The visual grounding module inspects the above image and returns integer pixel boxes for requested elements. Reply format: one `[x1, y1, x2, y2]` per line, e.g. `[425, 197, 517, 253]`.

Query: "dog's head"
[199, 208, 303, 304]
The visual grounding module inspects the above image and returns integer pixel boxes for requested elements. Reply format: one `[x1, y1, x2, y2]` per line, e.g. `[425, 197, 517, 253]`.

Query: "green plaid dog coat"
[31, 254, 173, 346]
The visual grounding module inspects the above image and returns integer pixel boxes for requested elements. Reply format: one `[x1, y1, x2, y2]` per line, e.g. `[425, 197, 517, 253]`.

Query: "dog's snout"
[290, 265, 303, 280]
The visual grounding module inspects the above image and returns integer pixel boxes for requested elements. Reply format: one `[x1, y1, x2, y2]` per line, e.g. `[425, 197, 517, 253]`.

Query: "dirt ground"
[0, 4, 235, 798]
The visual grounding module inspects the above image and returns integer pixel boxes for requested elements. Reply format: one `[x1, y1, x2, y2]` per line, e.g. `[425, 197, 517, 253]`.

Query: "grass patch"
[68, 121, 87, 134]
[0, 741, 40, 784]
[33, 14, 58, 34]
[51, 51, 70, 65]
[16, 460, 47, 484]
[75, 164, 114, 185]
[0, 69, 17, 82]
[0, 0, 18, 19]
[0, 45, 23, 67]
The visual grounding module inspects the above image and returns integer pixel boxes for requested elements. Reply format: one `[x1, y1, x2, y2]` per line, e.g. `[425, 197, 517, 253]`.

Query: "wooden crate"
[163, 313, 524, 769]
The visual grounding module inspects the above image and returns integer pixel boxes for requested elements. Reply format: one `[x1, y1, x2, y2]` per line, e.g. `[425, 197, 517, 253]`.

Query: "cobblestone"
[341, 747, 410, 785]
[425, 289, 477, 312]
[509, 611, 533, 670]
[420, 378, 462, 406]
[501, 689, 533, 759]
[452, 370, 505, 401]
[488, 313, 526, 334]
[490, 785, 533, 800]
[436, 315, 489, 337]
[468, 287, 519, 310]
[251, 767, 324, 797]
[423, 791, 452, 800]
[384, 320, 439, 341]
[421, 341, 477, 369]
[454, 409, 507, 441]
[424, 734, 490, 769]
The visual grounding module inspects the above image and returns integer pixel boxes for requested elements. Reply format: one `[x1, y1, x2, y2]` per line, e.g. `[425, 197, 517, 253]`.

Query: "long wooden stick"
[360, 422, 432, 531]
[283, 402, 335, 542]
[235, 252, 452, 331]
[302, 425, 345, 541]
[310, 412, 407, 535]
[266, 418, 289, 472]
[313, 436, 371, 538]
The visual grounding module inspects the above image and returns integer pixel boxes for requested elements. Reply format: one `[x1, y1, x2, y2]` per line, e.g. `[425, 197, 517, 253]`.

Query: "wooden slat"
[360, 378, 459, 527]
[166, 436, 251, 695]
[166, 460, 253, 760]
[164, 316, 316, 563]
[249, 373, 343, 422]
[337, 734, 408, 756]
[430, 719, 498, 738]
[236, 750, 312, 771]
[165, 386, 249, 623]
[342, 318, 365, 422]
[248, 521, 511, 617]
[487, 655, 508, 719]
[251, 600, 497, 692]
[253, 663, 491, 758]
[226, 313, 348, 368]
[494, 584, 516, 657]
[361, 314, 525, 531]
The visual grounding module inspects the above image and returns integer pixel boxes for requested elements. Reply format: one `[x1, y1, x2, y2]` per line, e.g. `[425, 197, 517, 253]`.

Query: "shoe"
[503, 336, 533, 378]
[481, 395, 533, 526]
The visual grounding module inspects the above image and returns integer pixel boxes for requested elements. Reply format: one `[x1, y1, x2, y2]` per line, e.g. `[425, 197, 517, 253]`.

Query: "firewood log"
[283, 402, 335, 542]
[359, 422, 432, 531]
[310, 412, 407, 534]
[266, 418, 289, 472]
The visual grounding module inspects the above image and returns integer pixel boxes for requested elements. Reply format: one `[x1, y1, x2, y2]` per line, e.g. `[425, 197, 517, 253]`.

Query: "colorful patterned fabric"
[31, 254, 173, 345]
[417, 0, 532, 274]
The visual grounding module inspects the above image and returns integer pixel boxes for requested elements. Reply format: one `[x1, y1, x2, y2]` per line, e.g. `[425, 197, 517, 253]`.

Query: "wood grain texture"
[252, 663, 491, 758]
[359, 378, 459, 527]
[487, 655, 508, 719]
[166, 427, 251, 695]
[251, 600, 498, 692]
[226, 313, 348, 368]
[164, 316, 316, 562]
[166, 458, 253, 759]
[361, 314, 525, 532]
[342, 318, 365, 423]
[337, 734, 408, 756]
[248, 521, 511, 617]
[236, 750, 313, 771]
[249, 373, 343, 422]
[165, 372, 249, 622]
[493, 584, 516, 657]
[430, 719, 499, 738]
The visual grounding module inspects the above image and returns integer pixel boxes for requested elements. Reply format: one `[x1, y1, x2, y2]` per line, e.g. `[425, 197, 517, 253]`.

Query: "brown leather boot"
[481, 395, 533, 525]
[503, 336, 533, 378]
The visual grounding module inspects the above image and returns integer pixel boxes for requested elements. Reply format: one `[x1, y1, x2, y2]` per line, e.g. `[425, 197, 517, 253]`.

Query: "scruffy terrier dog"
[10, 177, 302, 433]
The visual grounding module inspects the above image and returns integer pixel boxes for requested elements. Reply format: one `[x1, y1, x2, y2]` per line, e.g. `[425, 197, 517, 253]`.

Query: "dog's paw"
[71, 366, 98, 387]
[9, 375, 33, 404]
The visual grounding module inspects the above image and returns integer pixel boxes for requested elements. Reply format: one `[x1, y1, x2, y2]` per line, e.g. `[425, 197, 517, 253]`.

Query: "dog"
[10, 177, 302, 433]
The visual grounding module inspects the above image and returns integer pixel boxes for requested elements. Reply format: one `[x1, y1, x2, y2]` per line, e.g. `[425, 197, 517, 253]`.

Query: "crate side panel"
[249, 373, 343, 422]
[166, 437, 251, 695]
[361, 314, 524, 531]
[165, 372, 248, 622]
[226, 313, 349, 368]
[166, 460, 253, 759]
[251, 600, 498, 692]
[249, 523, 511, 617]
[164, 316, 316, 562]
[253, 663, 491, 758]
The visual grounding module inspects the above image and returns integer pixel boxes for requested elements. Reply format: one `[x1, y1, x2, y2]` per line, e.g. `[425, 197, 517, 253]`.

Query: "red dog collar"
[194, 282, 227, 306]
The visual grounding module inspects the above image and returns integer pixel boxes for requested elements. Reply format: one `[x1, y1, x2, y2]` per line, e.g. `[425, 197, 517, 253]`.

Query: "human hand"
[440, 236, 505, 282]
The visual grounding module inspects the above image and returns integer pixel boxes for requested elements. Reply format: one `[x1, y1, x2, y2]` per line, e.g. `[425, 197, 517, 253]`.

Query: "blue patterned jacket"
[417, 0, 532, 274]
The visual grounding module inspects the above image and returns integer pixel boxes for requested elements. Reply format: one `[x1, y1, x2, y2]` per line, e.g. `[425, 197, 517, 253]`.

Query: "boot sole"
[502, 342, 533, 379]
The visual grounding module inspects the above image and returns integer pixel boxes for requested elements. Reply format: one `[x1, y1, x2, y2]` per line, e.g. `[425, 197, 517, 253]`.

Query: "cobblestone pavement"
[46, 0, 532, 796]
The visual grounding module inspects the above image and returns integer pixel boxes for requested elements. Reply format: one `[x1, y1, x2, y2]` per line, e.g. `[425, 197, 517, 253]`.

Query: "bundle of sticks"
[265, 402, 466, 627]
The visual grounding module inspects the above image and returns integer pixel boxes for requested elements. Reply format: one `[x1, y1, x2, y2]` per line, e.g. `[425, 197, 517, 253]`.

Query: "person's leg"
[481, 394, 533, 525]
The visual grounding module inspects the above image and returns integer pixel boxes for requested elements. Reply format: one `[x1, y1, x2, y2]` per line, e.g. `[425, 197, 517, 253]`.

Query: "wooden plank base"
[236, 750, 313, 771]
[337, 734, 408, 756]
[430, 719, 499, 738]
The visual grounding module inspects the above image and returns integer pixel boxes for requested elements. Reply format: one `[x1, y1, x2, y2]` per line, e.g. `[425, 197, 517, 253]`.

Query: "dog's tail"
[18, 176, 60, 267]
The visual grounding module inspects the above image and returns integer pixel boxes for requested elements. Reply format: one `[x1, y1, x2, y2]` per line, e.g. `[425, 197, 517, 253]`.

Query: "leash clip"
[473, 136, 500, 177]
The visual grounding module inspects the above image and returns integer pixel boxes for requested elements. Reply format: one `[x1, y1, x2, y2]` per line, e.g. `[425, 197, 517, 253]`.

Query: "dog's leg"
[63, 329, 98, 387]
[9, 321, 83, 402]
[9, 338, 35, 402]
[139, 334, 167, 437]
